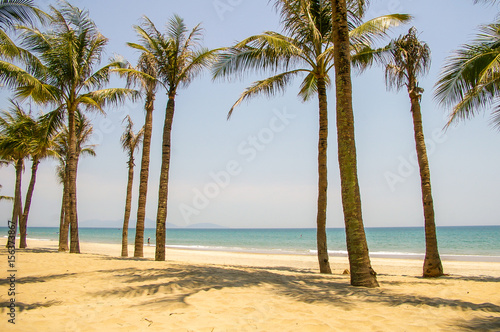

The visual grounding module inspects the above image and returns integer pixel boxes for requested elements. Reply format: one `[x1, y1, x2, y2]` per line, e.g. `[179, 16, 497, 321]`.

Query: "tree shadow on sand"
[0, 300, 62, 313]
[87, 258, 500, 317]
[453, 316, 500, 331]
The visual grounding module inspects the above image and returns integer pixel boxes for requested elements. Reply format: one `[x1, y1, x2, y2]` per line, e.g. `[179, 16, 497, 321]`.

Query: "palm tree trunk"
[316, 76, 332, 274]
[6, 159, 23, 249]
[58, 172, 69, 251]
[409, 88, 443, 278]
[134, 92, 155, 258]
[19, 158, 40, 249]
[331, 0, 378, 287]
[155, 93, 175, 261]
[67, 107, 80, 254]
[122, 157, 135, 257]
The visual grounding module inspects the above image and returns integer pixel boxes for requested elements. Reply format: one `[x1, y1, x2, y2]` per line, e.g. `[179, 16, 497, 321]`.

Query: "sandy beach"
[1, 239, 500, 331]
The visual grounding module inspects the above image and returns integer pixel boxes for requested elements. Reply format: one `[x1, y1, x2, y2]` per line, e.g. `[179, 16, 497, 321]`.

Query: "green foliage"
[120, 115, 144, 158]
[128, 15, 218, 96]
[385, 27, 431, 93]
[213, 0, 410, 116]
[435, 21, 500, 128]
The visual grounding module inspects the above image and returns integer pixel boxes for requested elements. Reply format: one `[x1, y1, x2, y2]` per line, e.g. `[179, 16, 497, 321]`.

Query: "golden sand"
[1, 239, 500, 331]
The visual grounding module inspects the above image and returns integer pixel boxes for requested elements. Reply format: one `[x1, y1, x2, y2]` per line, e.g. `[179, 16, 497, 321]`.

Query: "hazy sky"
[0, 0, 499, 229]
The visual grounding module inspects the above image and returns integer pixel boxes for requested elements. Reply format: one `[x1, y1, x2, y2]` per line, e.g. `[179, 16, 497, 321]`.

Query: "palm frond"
[228, 69, 304, 119]
[350, 14, 412, 48]
[0, 0, 48, 29]
[80, 88, 141, 112]
[435, 21, 500, 127]
[213, 32, 303, 81]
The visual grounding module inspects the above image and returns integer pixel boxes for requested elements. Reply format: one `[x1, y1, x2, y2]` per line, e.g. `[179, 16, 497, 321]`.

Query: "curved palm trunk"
[409, 88, 443, 278]
[19, 158, 40, 248]
[122, 157, 135, 257]
[331, 0, 378, 287]
[6, 159, 23, 249]
[155, 93, 175, 261]
[67, 107, 80, 254]
[316, 77, 332, 274]
[134, 92, 155, 258]
[58, 172, 69, 251]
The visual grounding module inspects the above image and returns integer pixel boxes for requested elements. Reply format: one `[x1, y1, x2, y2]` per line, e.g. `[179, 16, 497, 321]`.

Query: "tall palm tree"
[1, 1, 139, 253]
[128, 15, 218, 260]
[329, 0, 378, 287]
[213, 0, 407, 278]
[435, 20, 500, 128]
[385, 27, 443, 278]
[53, 111, 96, 252]
[120, 115, 144, 257]
[114, 53, 159, 258]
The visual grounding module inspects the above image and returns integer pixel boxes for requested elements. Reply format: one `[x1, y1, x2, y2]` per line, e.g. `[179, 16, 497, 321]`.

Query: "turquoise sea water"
[2, 226, 499, 261]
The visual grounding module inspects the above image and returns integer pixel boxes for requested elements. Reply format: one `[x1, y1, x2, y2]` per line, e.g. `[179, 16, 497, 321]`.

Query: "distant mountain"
[80, 218, 180, 229]
[186, 223, 226, 229]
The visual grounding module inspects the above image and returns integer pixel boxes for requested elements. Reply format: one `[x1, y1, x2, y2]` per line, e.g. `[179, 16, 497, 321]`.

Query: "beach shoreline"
[1, 238, 500, 331]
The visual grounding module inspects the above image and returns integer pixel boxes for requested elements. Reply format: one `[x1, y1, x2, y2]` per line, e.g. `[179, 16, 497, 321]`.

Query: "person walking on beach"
[147, 237, 150, 246]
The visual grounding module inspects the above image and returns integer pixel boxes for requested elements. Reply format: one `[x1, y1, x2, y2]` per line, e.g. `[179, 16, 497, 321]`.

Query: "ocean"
[2, 226, 499, 262]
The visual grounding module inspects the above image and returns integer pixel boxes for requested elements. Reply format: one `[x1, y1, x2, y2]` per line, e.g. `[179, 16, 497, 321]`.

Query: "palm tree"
[329, 0, 378, 287]
[128, 15, 218, 260]
[1, 1, 139, 253]
[213, 0, 407, 279]
[435, 20, 500, 128]
[114, 53, 159, 258]
[53, 111, 96, 252]
[0, 101, 31, 249]
[384, 27, 443, 278]
[120, 115, 144, 257]
[18, 107, 55, 249]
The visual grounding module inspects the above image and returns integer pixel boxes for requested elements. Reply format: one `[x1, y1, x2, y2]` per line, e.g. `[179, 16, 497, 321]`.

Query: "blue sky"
[0, 0, 499, 229]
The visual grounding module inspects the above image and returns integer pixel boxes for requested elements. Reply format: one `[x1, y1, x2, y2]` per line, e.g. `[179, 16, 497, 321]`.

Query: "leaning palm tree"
[385, 27, 443, 278]
[0, 101, 31, 249]
[53, 111, 96, 252]
[17, 107, 55, 248]
[1, 1, 139, 253]
[120, 115, 144, 257]
[128, 15, 218, 260]
[435, 20, 500, 128]
[213, 0, 407, 281]
[114, 53, 159, 258]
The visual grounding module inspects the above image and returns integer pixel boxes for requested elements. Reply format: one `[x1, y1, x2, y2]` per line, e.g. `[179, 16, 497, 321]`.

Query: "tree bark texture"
[67, 107, 80, 253]
[408, 87, 443, 278]
[134, 92, 155, 258]
[58, 171, 69, 251]
[155, 94, 175, 261]
[316, 76, 332, 274]
[122, 157, 135, 257]
[19, 158, 39, 249]
[331, 0, 378, 287]
[7, 159, 23, 249]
